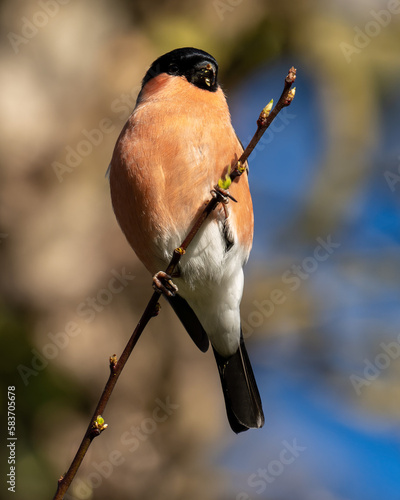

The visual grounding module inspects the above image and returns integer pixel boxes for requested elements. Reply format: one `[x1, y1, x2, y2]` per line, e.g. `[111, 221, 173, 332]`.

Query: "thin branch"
[52, 66, 296, 500]
[231, 66, 296, 182]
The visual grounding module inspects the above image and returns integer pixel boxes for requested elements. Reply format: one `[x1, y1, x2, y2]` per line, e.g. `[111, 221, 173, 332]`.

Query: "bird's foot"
[211, 185, 237, 204]
[152, 271, 178, 297]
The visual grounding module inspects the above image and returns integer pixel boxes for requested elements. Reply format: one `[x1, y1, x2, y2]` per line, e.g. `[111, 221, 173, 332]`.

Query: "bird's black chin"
[187, 63, 218, 92]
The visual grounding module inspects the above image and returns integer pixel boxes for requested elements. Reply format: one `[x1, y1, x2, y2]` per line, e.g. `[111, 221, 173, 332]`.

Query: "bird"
[109, 47, 264, 433]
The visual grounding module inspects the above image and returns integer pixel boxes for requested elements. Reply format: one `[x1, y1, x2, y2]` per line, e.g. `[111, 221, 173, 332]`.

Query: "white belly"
[169, 218, 247, 357]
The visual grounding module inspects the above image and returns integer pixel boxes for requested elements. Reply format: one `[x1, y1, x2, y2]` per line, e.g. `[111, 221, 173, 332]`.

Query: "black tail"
[166, 295, 264, 433]
[213, 334, 264, 433]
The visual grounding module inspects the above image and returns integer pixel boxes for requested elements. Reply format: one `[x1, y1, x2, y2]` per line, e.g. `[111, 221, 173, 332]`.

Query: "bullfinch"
[109, 47, 264, 433]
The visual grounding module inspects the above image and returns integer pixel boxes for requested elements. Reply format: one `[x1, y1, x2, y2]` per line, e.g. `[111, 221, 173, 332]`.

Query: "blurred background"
[1, 0, 400, 499]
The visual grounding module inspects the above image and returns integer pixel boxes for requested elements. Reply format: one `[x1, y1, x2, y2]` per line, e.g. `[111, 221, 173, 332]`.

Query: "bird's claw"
[152, 271, 178, 297]
[211, 186, 237, 204]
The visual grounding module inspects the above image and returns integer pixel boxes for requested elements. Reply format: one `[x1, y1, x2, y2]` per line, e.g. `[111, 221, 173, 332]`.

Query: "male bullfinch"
[109, 47, 264, 433]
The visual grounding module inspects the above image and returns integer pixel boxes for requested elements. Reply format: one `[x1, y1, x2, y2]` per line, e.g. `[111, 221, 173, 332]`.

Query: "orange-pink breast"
[109, 73, 253, 274]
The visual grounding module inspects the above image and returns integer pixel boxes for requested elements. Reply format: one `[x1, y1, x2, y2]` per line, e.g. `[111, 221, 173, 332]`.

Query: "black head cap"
[141, 47, 219, 92]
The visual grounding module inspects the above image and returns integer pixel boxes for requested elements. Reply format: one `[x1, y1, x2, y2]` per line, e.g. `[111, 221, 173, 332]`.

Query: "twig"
[231, 66, 296, 182]
[52, 66, 296, 500]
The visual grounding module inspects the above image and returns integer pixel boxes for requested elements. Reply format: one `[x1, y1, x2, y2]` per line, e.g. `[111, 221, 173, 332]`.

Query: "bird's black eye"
[168, 63, 179, 74]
